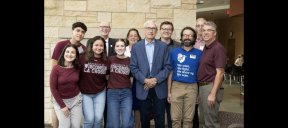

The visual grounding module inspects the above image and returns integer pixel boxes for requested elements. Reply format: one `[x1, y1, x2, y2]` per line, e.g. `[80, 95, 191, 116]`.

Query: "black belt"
[198, 82, 211, 86]
[198, 82, 225, 90]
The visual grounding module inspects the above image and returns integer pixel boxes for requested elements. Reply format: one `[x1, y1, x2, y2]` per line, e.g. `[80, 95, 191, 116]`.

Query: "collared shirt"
[124, 46, 131, 57]
[159, 37, 181, 53]
[194, 37, 205, 51]
[105, 38, 109, 55]
[145, 39, 155, 72]
[197, 40, 227, 82]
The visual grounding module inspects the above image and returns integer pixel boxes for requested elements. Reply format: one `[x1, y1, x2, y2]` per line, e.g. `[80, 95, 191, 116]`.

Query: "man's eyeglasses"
[202, 29, 215, 32]
[196, 24, 204, 28]
[145, 27, 157, 31]
[161, 28, 172, 31]
[182, 34, 193, 38]
[100, 26, 110, 29]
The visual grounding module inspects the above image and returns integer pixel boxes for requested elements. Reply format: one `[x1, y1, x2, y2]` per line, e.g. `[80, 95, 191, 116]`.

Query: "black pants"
[138, 88, 166, 128]
[166, 101, 172, 128]
[192, 104, 199, 128]
[193, 83, 199, 128]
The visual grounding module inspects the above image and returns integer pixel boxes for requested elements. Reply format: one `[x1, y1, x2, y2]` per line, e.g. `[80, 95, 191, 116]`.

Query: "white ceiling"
[196, 0, 230, 20]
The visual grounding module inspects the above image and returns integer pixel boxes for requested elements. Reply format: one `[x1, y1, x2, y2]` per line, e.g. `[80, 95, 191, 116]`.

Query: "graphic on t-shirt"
[110, 63, 130, 75]
[84, 63, 107, 74]
[176, 64, 193, 77]
[177, 53, 186, 63]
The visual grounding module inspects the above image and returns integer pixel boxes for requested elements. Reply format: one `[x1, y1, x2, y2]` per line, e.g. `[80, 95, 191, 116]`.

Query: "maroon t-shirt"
[197, 40, 227, 82]
[51, 40, 86, 60]
[50, 65, 80, 108]
[78, 56, 108, 94]
[107, 56, 132, 89]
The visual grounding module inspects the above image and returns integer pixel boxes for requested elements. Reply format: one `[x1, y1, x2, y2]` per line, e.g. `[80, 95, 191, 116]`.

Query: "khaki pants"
[170, 81, 198, 128]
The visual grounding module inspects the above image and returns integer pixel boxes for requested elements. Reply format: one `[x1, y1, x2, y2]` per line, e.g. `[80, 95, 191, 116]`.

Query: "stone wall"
[44, 0, 197, 124]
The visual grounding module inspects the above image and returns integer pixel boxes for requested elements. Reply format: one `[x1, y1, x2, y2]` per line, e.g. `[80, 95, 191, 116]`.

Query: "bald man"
[88, 21, 117, 57]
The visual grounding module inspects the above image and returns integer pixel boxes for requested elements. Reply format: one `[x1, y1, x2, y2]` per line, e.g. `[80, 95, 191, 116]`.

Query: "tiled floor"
[45, 79, 244, 128]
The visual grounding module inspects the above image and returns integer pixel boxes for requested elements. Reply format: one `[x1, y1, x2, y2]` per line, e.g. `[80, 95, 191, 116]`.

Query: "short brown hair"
[160, 21, 174, 31]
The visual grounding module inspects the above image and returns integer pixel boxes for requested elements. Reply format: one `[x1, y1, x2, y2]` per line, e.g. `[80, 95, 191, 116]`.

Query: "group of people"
[50, 18, 227, 128]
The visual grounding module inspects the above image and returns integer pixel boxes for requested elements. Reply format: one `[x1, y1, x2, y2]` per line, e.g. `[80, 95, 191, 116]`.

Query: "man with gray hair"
[194, 18, 207, 51]
[130, 20, 171, 128]
[197, 21, 227, 128]
[192, 17, 207, 128]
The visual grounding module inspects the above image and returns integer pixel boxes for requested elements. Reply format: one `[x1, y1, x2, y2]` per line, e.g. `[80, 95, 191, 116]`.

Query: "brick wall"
[44, 0, 197, 124]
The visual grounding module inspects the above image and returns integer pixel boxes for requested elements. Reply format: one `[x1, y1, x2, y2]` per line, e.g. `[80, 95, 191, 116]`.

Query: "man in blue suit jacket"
[130, 20, 171, 128]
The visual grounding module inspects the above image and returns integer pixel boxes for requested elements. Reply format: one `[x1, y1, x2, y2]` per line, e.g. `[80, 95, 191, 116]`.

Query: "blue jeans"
[82, 89, 106, 128]
[106, 88, 134, 128]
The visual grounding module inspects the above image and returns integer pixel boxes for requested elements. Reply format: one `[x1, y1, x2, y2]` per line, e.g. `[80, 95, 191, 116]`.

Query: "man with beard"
[197, 21, 227, 128]
[167, 26, 202, 128]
